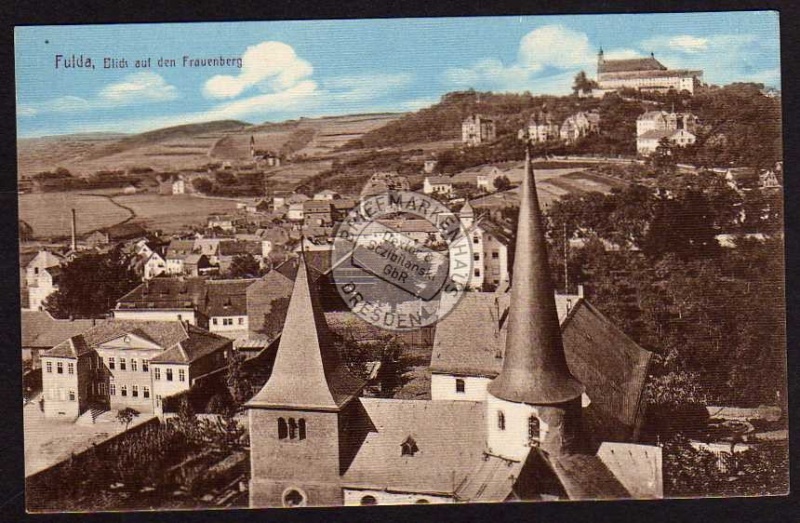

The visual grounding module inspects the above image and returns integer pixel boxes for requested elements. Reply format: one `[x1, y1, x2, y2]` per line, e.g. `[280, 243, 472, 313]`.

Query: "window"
[401, 436, 419, 457]
[298, 419, 306, 440]
[474, 269, 481, 277]
[473, 235, 480, 244]
[132, 385, 139, 398]
[473, 253, 480, 261]
[68, 362, 74, 375]
[282, 489, 307, 508]
[156, 395, 162, 407]
[492, 251, 499, 259]
[213, 318, 218, 325]
[497, 411, 506, 431]
[108, 357, 115, 370]
[154, 368, 161, 380]
[360, 495, 377, 506]
[178, 369, 186, 382]
[142, 360, 149, 372]
[166, 368, 173, 381]
[143, 386, 150, 399]
[121, 385, 127, 397]
[278, 418, 288, 439]
[288, 418, 297, 439]
[528, 416, 541, 446]
[109, 383, 116, 395]
[223, 318, 233, 326]
[57, 362, 63, 374]
[238, 317, 245, 325]
[69, 390, 75, 401]
[46, 362, 52, 373]
[131, 359, 137, 372]
[455, 379, 465, 394]
[120, 358, 126, 371]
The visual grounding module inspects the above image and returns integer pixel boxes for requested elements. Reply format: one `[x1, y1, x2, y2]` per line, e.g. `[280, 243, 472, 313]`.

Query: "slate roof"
[430, 293, 652, 437]
[341, 398, 486, 494]
[149, 324, 231, 364]
[426, 176, 453, 185]
[218, 241, 262, 257]
[247, 259, 364, 411]
[541, 452, 630, 500]
[454, 453, 525, 502]
[42, 335, 95, 359]
[246, 270, 297, 339]
[205, 279, 256, 317]
[166, 240, 197, 260]
[21, 310, 103, 348]
[599, 56, 666, 74]
[116, 278, 207, 310]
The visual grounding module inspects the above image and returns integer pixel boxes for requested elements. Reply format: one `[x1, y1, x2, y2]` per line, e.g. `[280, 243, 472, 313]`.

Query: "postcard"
[16, 11, 785, 512]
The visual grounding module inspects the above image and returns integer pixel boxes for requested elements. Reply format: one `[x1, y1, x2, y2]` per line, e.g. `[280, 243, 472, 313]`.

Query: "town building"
[165, 240, 197, 275]
[84, 223, 148, 249]
[476, 167, 505, 193]
[246, 152, 661, 508]
[635, 111, 698, 156]
[596, 49, 703, 94]
[303, 200, 334, 227]
[423, 159, 438, 174]
[314, 190, 341, 201]
[423, 176, 454, 198]
[527, 108, 560, 143]
[287, 203, 305, 222]
[462, 114, 496, 146]
[560, 111, 601, 144]
[451, 202, 512, 291]
[40, 320, 232, 419]
[208, 215, 242, 232]
[24, 250, 63, 311]
[22, 310, 103, 370]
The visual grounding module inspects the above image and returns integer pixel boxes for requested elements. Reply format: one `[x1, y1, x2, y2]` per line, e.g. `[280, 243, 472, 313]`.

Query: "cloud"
[19, 72, 179, 117]
[640, 33, 779, 87]
[443, 25, 623, 94]
[203, 41, 313, 99]
[323, 72, 414, 101]
[98, 71, 178, 103]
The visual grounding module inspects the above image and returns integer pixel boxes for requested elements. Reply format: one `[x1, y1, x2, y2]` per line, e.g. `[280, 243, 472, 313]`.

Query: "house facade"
[527, 109, 560, 143]
[451, 203, 511, 291]
[423, 176, 454, 197]
[25, 250, 63, 310]
[462, 114, 496, 146]
[41, 320, 232, 419]
[636, 111, 698, 156]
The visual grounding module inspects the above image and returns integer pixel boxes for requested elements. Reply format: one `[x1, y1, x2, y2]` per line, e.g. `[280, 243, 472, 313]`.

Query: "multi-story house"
[24, 250, 63, 311]
[165, 240, 197, 275]
[560, 111, 601, 144]
[40, 320, 232, 419]
[527, 109, 560, 143]
[461, 114, 496, 146]
[636, 110, 698, 156]
[450, 203, 511, 291]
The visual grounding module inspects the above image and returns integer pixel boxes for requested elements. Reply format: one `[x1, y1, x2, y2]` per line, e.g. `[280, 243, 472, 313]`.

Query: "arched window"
[288, 418, 298, 439]
[497, 411, 505, 431]
[298, 418, 306, 440]
[455, 379, 465, 394]
[278, 418, 288, 439]
[360, 495, 378, 506]
[282, 488, 307, 507]
[528, 416, 541, 446]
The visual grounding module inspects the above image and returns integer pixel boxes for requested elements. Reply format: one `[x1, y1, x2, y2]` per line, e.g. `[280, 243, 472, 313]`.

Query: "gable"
[97, 332, 164, 351]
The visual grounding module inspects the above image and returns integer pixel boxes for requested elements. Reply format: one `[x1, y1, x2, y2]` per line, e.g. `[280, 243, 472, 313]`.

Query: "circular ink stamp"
[332, 191, 473, 331]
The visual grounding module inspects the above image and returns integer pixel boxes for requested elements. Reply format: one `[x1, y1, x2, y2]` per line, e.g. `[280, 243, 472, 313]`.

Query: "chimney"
[71, 209, 77, 251]
[577, 284, 584, 298]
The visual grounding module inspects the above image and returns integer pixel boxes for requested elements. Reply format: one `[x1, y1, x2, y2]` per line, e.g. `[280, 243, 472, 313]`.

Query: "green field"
[19, 192, 133, 239]
[19, 192, 241, 239]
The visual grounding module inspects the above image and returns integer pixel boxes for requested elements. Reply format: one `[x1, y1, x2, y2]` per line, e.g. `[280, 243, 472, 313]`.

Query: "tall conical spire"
[247, 257, 364, 411]
[487, 147, 583, 405]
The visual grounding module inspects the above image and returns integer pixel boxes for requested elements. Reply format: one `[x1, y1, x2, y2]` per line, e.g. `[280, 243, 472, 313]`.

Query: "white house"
[423, 176, 454, 197]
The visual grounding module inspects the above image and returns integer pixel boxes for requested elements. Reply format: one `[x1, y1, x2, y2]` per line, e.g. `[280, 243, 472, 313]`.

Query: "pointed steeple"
[487, 148, 583, 405]
[247, 257, 364, 411]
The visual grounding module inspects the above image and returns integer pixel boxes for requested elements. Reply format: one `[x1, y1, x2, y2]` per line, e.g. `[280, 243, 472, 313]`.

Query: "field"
[112, 194, 240, 233]
[19, 192, 133, 239]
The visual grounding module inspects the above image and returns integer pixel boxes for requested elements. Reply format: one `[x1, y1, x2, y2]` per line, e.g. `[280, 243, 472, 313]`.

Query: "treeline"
[544, 178, 785, 408]
[294, 149, 422, 195]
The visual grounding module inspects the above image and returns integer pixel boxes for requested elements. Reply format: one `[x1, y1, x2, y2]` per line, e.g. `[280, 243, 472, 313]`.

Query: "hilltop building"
[527, 108, 560, 143]
[246, 151, 661, 508]
[636, 110, 698, 156]
[596, 49, 703, 95]
[462, 114, 496, 146]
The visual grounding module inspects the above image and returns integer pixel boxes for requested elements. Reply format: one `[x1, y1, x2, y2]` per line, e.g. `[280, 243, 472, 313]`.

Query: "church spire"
[487, 146, 584, 405]
[247, 257, 364, 411]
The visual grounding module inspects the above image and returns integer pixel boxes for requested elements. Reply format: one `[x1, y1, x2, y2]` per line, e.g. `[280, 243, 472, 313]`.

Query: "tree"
[192, 177, 213, 194]
[226, 351, 252, 410]
[493, 175, 511, 192]
[572, 70, 598, 96]
[43, 248, 140, 319]
[227, 253, 261, 278]
[116, 407, 140, 431]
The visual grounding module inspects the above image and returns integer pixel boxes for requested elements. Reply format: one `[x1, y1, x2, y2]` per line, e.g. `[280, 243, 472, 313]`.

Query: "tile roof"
[218, 241, 262, 257]
[43, 335, 95, 359]
[599, 56, 666, 74]
[303, 200, 333, 213]
[21, 310, 104, 348]
[150, 324, 231, 364]
[116, 278, 207, 310]
[246, 270, 296, 339]
[166, 240, 197, 260]
[426, 176, 453, 185]
[454, 453, 525, 502]
[205, 279, 257, 317]
[341, 398, 486, 494]
[637, 129, 673, 141]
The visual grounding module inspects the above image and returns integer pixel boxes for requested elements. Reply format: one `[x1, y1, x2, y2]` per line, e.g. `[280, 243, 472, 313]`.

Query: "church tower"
[485, 146, 584, 461]
[597, 47, 605, 82]
[250, 135, 256, 159]
[247, 257, 365, 508]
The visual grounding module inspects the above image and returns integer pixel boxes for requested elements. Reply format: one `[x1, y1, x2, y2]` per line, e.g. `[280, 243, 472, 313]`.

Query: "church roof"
[246, 258, 365, 411]
[486, 150, 584, 405]
[431, 294, 653, 439]
[598, 56, 667, 74]
[540, 452, 630, 500]
[454, 453, 525, 502]
[341, 398, 486, 494]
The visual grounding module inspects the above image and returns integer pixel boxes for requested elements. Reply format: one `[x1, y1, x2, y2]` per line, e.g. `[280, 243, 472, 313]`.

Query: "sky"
[15, 11, 781, 138]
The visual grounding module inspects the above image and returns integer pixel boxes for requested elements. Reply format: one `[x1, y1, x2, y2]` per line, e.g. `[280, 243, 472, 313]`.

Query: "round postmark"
[332, 191, 474, 331]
